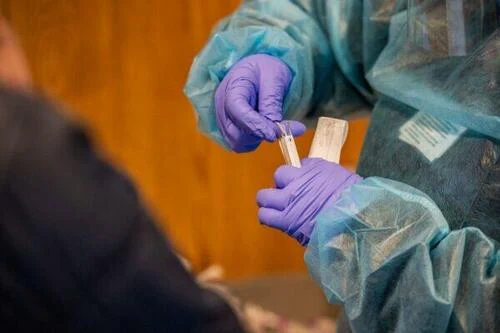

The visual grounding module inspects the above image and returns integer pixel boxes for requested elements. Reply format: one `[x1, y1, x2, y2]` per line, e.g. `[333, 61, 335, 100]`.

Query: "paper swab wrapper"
[309, 117, 348, 164]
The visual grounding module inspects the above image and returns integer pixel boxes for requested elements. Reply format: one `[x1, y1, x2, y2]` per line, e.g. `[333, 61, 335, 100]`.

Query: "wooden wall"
[0, 0, 369, 279]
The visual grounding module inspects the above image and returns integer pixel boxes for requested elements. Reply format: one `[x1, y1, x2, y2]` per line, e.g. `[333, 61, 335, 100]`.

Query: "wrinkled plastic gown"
[305, 178, 499, 333]
[368, 0, 500, 140]
[185, 1, 500, 139]
[185, 1, 500, 332]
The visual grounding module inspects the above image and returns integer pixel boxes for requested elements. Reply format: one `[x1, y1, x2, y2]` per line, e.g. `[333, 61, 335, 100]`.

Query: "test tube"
[276, 122, 301, 168]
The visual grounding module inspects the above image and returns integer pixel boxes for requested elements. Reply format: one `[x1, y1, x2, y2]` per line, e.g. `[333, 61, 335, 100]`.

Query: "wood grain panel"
[0, 0, 369, 279]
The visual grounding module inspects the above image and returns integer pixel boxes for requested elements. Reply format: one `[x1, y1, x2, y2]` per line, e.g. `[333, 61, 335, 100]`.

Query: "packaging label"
[399, 112, 466, 162]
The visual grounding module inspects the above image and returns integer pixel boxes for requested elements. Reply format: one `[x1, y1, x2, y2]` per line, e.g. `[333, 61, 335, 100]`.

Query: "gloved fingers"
[256, 188, 290, 210]
[223, 121, 261, 153]
[301, 157, 321, 166]
[301, 158, 350, 178]
[274, 164, 301, 188]
[238, 141, 261, 153]
[215, 87, 262, 152]
[257, 60, 292, 121]
[258, 207, 285, 231]
[225, 86, 278, 142]
[300, 157, 333, 168]
[279, 120, 306, 137]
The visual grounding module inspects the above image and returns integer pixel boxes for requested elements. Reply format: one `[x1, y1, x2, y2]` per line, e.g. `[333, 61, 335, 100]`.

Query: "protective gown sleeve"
[184, 0, 364, 146]
[305, 177, 499, 333]
[0, 87, 244, 333]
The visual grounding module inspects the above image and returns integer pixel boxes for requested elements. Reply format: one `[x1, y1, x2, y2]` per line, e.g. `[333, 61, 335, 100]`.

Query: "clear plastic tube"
[276, 122, 301, 168]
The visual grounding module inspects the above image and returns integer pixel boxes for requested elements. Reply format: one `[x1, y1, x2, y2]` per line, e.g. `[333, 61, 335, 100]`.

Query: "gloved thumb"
[278, 120, 306, 137]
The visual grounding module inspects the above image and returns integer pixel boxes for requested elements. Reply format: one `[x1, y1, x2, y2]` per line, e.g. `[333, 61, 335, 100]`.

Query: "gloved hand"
[215, 54, 306, 152]
[257, 158, 363, 246]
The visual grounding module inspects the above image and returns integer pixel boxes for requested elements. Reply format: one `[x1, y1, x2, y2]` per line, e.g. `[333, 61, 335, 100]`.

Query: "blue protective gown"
[185, 1, 500, 332]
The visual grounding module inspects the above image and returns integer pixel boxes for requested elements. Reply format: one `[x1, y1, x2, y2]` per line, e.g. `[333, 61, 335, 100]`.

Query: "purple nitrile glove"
[257, 158, 363, 246]
[215, 54, 306, 153]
